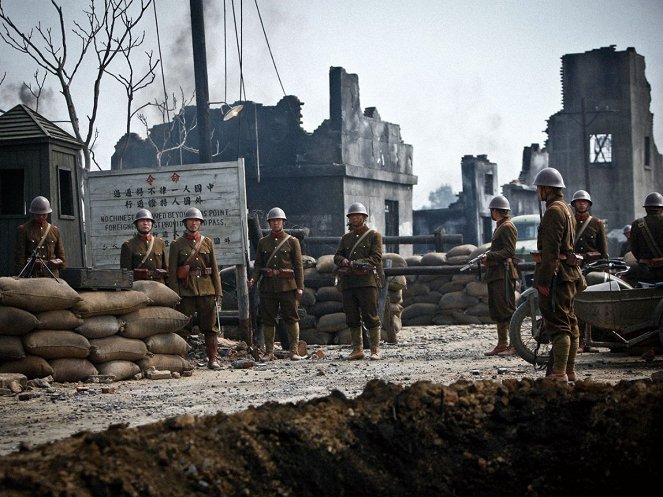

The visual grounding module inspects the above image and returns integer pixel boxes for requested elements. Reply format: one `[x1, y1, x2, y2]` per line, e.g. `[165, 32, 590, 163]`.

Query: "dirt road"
[1, 324, 661, 456]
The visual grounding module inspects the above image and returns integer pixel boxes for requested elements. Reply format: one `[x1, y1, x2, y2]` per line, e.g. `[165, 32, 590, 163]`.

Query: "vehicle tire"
[509, 295, 550, 366]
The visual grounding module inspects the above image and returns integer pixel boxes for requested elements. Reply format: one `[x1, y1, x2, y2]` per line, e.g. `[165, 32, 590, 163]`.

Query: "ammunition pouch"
[133, 268, 150, 280]
[176, 264, 190, 282]
[189, 267, 212, 277]
[260, 268, 295, 278]
[649, 258, 663, 268]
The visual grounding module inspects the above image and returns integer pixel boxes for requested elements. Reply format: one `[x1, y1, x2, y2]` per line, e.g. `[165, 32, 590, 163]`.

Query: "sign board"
[85, 161, 248, 268]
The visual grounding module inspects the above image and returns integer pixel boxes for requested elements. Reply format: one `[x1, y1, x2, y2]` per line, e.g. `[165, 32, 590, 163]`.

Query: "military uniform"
[15, 220, 66, 277]
[485, 218, 519, 322]
[334, 225, 383, 358]
[168, 234, 222, 335]
[574, 215, 608, 260]
[624, 211, 663, 284]
[120, 235, 168, 283]
[535, 192, 583, 377]
[251, 231, 304, 357]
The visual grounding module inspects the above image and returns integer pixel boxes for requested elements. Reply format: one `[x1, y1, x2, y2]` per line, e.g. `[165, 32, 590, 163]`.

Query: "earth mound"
[0, 378, 661, 497]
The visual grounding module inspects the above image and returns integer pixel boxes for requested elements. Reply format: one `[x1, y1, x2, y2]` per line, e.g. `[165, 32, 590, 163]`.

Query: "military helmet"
[488, 195, 510, 211]
[533, 167, 566, 188]
[29, 196, 52, 214]
[347, 202, 368, 217]
[134, 208, 154, 224]
[182, 207, 204, 223]
[623, 224, 631, 234]
[643, 192, 663, 208]
[571, 190, 592, 206]
[266, 207, 287, 221]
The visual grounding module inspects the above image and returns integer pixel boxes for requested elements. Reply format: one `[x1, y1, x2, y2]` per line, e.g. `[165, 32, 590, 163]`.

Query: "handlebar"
[583, 258, 628, 275]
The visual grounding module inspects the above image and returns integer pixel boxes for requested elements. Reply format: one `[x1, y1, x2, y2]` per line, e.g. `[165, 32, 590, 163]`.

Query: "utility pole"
[581, 98, 591, 192]
[190, 0, 211, 163]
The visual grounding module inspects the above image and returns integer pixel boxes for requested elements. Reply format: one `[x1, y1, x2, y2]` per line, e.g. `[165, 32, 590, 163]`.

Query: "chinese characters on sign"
[85, 161, 248, 268]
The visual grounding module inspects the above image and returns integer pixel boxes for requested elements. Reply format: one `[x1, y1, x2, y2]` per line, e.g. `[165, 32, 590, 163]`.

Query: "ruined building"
[547, 45, 663, 230]
[112, 67, 418, 256]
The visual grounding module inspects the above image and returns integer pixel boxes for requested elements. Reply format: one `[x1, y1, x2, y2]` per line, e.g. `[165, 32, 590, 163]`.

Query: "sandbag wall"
[0, 278, 191, 382]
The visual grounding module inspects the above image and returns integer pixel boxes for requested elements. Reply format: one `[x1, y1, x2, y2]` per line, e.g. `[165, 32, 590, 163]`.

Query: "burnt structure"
[0, 105, 85, 276]
[112, 67, 418, 256]
[547, 45, 663, 231]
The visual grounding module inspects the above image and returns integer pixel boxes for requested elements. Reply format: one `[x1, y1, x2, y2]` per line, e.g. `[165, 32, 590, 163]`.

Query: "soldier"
[571, 190, 608, 262]
[619, 224, 632, 257]
[623, 192, 663, 286]
[15, 196, 65, 278]
[120, 209, 168, 283]
[168, 207, 223, 370]
[481, 195, 519, 356]
[533, 168, 584, 382]
[334, 202, 384, 360]
[248, 207, 304, 361]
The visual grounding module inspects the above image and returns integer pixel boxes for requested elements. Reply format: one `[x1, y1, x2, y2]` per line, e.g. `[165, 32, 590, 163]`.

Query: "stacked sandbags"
[0, 277, 191, 382]
[401, 244, 514, 326]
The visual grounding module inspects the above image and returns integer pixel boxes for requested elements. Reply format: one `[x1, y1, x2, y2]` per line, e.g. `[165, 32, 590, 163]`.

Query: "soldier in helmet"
[481, 195, 519, 356]
[168, 207, 223, 369]
[571, 190, 608, 262]
[15, 196, 66, 277]
[533, 167, 583, 383]
[248, 207, 305, 361]
[334, 202, 384, 360]
[619, 224, 632, 257]
[120, 209, 168, 283]
[623, 192, 663, 286]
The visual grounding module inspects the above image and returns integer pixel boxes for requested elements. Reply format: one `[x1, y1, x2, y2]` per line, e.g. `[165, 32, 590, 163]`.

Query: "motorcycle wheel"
[509, 296, 551, 366]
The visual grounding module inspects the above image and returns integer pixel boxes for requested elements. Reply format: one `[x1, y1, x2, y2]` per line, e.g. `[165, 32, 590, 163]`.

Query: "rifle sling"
[638, 218, 663, 258]
[136, 236, 155, 269]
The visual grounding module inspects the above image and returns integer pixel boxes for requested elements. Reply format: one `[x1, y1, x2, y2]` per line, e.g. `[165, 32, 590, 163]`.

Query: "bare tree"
[139, 88, 197, 167]
[0, 0, 153, 171]
[23, 70, 48, 113]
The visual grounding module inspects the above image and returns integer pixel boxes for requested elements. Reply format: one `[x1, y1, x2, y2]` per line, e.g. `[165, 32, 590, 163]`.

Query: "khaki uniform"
[333, 226, 383, 330]
[485, 218, 519, 323]
[574, 215, 608, 259]
[624, 211, 663, 284]
[251, 231, 304, 326]
[15, 220, 66, 277]
[535, 192, 583, 376]
[168, 234, 222, 335]
[120, 235, 168, 283]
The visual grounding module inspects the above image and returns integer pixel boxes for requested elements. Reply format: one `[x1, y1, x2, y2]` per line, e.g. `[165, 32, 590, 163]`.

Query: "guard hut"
[0, 104, 85, 276]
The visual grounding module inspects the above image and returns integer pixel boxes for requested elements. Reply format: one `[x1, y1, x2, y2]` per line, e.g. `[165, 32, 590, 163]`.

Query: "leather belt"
[190, 268, 212, 277]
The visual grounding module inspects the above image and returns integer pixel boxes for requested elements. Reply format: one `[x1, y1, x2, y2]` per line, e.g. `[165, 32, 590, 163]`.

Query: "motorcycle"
[507, 258, 663, 366]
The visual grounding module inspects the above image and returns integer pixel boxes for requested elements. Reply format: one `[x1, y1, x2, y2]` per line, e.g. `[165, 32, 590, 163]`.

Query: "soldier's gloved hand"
[296, 288, 303, 300]
[247, 278, 255, 288]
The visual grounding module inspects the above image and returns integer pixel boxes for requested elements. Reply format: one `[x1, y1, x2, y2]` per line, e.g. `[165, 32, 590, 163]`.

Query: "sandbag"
[0, 277, 81, 312]
[23, 330, 91, 359]
[420, 252, 447, 266]
[49, 358, 98, 382]
[72, 290, 151, 318]
[88, 336, 148, 363]
[315, 286, 343, 302]
[96, 360, 141, 381]
[144, 333, 191, 356]
[137, 354, 192, 373]
[439, 292, 479, 310]
[315, 312, 348, 333]
[315, 254, 336, 273]
[0, 355, 54, 379]
[383, 252, 408, 268]
[446, 244, 477, 258]
[75, 316, 124, 339]
[0, 335, 26, 360]
[36, 310, 84, 330]
[303, 268, 335, 289]
[131, 280, 181, 307]
[0, 306, 40, 336]
[308, 300, 344, 316]
[120, 307, 190, 339]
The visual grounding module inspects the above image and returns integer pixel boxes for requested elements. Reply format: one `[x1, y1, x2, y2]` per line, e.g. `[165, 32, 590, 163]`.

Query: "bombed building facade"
[112, 67, 418, 257]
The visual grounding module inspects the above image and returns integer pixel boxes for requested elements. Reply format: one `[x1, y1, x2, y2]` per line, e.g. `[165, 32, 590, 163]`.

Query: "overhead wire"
[254, 0, 286, 96]
[152, 0, 170, 121]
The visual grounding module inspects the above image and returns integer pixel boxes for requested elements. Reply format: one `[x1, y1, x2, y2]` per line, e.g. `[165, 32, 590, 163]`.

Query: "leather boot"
[262, 325, 276, 361]
[484, 343, 508, 356]
[347, 327, 365, 360]
[205, 333, 221, 370]
[566, 335, 579, 382]
[369, 326, 381, 360]
[287, 322, 303, 361]
[546, 369, 569, 383]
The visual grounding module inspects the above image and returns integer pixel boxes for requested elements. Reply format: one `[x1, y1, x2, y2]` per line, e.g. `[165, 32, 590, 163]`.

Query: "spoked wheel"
[509, 294, 551, 366]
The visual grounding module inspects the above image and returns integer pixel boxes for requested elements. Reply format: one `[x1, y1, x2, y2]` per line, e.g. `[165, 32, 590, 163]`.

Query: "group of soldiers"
[481, 166, 663, 382]
[15, 198, 385, 368]
[16, 175, 663, 380]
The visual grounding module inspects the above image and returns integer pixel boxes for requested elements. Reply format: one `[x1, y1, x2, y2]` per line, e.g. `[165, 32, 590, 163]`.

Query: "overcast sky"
[2, 0, 663, 208]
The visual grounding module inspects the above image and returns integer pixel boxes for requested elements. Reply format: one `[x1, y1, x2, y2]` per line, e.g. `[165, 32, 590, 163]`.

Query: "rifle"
[460, 254, 484, 272]
[335, 261, 376, 274]
[18, 246, 58, 279]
